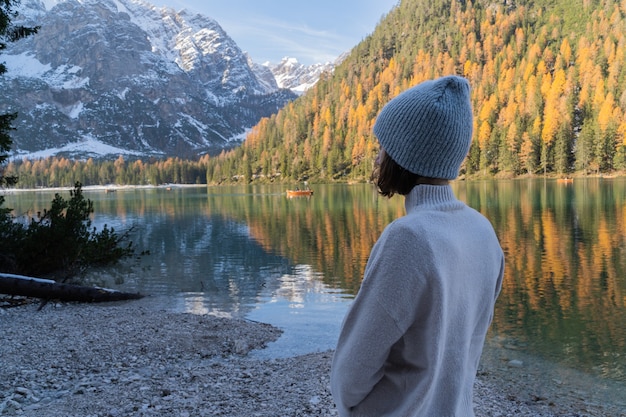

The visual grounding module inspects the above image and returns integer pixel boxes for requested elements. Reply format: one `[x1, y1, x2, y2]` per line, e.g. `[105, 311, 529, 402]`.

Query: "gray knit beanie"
[373, 75, 473, 180]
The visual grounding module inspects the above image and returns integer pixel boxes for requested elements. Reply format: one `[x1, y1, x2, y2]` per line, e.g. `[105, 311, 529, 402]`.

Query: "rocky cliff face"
[0, 0, 297, 159]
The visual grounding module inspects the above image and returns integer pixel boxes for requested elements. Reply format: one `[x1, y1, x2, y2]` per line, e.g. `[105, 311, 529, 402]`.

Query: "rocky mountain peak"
[268, 57, 335, 94]
[0, 0, 299, 159]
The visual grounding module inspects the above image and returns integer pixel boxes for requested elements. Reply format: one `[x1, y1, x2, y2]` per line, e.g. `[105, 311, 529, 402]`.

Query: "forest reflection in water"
[459, 178, 626, 383]
[3, 179, 625, 384]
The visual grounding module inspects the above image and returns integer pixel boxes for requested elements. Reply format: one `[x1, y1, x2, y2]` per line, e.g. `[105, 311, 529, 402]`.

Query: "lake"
[3, 179, 625, 406]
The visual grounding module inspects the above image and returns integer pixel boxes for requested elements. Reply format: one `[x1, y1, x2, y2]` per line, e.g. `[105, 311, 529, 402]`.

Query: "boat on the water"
[287, 181, 313, 197]
[287, 187, 313, 197]
[286, 189, 314, 197]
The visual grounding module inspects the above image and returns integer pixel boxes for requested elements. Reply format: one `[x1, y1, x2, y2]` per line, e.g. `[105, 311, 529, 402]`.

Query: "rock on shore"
[0, 299, 623, 416]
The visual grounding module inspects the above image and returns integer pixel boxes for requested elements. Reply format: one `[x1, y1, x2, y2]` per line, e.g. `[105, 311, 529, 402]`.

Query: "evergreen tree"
[0, 0, 38, 188]
[5, 183, 134, 280]
[0, 0, 38, 271]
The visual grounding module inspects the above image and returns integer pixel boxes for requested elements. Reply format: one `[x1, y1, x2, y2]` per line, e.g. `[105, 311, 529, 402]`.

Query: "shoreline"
[1, 299, 624, 416]
[0, 183, 207, 194]
[3, 173, 626, 194]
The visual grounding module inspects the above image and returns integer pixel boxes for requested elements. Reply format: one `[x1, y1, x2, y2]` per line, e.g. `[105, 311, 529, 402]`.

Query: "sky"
[154, 1, 398, 65]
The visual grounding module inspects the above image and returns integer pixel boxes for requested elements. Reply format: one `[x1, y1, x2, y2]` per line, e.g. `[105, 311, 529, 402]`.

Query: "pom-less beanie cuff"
[373, 75, 473, 180]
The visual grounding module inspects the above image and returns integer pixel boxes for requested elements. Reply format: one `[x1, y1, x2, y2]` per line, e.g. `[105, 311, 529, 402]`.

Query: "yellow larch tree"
[541, 68, 567, 145]
[598, 92, 616, 133]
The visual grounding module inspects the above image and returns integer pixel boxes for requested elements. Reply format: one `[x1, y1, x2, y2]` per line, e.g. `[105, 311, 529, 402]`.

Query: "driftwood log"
[0, 273, 144, 303]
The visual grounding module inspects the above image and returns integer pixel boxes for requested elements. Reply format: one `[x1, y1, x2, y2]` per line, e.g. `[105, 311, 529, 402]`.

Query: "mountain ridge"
[1, 0, 333, 160]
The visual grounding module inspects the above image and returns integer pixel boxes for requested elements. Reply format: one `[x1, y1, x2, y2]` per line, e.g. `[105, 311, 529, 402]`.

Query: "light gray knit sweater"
[331, 185, 504, 417]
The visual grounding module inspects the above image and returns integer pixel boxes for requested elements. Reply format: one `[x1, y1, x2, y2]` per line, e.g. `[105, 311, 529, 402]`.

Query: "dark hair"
[371, 150, 421, 198]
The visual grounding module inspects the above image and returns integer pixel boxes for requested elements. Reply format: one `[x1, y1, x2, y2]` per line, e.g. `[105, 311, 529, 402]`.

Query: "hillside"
[206, 0, 626, 183]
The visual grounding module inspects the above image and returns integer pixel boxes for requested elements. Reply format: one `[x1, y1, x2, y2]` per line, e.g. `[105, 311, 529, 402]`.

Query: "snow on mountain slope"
[0, 0, 299, 160]
[268, 57, 335, 94]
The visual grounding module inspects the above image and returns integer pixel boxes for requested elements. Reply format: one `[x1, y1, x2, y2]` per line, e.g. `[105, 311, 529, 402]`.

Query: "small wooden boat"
[557, 178, 573, 184]
[286, 189, 314, 197]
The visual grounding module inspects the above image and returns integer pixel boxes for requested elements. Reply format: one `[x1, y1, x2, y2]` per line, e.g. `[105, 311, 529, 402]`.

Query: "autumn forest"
[5, 0, 626, 187]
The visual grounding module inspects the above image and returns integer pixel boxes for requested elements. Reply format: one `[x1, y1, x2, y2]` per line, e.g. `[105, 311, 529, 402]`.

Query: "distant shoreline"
[1, 183, 207, 193]
[4, 173, 626, 194]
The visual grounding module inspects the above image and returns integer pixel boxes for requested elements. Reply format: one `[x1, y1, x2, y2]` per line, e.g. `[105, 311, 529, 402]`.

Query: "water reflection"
[459, 179, 626, 382]
[2, 180, 625, 384]
[247, 264, 350, 359]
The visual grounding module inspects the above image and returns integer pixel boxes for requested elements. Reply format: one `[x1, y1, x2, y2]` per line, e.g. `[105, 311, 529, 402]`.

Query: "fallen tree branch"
[0, 273, 144, 303]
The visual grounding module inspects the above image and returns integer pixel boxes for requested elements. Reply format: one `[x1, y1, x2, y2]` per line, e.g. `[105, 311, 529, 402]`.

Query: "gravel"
[1, 298, 624, 417]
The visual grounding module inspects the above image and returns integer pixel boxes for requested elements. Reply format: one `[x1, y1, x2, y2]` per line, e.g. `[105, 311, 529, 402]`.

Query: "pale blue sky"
[155, 1, 398, 65]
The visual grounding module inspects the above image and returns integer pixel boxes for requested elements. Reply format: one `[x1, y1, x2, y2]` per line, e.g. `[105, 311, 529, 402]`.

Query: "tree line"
[4, 155, 211, 188]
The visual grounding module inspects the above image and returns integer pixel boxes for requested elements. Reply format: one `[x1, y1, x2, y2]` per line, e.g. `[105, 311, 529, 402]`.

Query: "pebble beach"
[1, 298, 624, 416]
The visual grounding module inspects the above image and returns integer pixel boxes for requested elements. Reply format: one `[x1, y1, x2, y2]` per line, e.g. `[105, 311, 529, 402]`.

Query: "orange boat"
[286, 189, 313, 197]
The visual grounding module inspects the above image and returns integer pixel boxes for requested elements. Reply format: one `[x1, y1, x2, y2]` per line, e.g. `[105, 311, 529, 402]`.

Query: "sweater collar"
[404, 184, 460, 214]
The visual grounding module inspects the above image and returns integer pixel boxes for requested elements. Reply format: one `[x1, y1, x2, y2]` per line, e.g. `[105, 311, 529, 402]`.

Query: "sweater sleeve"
[330, 291, 402, 412]
[330, 222, 425, 413]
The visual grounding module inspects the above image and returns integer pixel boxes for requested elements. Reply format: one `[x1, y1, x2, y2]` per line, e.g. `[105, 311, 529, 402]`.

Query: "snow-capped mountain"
[0, 0, 299, 159]
[262, 57, 335, 95]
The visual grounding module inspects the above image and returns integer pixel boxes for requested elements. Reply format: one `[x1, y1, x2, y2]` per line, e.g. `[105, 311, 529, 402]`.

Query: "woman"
[330, 75, 504, 416]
